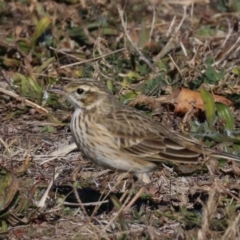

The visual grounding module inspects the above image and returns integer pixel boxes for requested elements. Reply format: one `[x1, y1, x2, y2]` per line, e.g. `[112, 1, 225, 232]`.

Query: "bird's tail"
[161, 127, 240, 163]
[209, 150, 240, 162]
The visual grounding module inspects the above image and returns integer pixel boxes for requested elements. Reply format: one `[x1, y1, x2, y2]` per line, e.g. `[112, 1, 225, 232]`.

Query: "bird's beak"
[48, 87, 66, 96]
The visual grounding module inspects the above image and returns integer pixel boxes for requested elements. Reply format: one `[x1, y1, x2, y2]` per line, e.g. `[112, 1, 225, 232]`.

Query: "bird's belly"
[85, 145, 156, 174]
[73, 128, 157, 173]
[70, 112, 117, 164]
[84, 143, 156, 174]
[70, 113, 156, 173]
[73, 129, 130, 170]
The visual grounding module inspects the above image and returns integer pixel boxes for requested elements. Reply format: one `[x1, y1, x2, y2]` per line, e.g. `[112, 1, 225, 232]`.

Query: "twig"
[103, 187, 133, 232]
[0, 137, 12, 154]
[49, 46, 87, 61]
[149, 5, 156, 43]
[198, 188, 217, 240]
[221, 212, 240, 240]
[154, 6, 188, 61]
[123, 186, 146, 211]
[168, 54, 183, 77]
[36, 168, 61, 208]
[213, 36, 240, 67]
[117, 6, 155, 71]
[40, 143, 77, 165]
[0, 87, 48, 114]
[64, 200, 109, 207]
[58, 48, 125, 69]
[49, 143, 77, 157]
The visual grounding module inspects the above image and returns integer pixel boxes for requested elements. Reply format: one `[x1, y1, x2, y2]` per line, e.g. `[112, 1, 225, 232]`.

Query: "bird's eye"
[76, 88, 84, 95]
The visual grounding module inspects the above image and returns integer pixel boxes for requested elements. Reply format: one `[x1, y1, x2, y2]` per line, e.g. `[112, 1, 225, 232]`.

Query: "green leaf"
[232, 0, 240, 11]
[0, 170, 19, 211]
[156, 59, 167, 71]
[34, 57, 55, 73]
[16, 39, 32, 55]
[119, 91, 138, 104]
[232, 67, 240, 76]
[100, 27, 118, 36]
[204, 66, 225, 84]
[137, 63, 148, 75]
[196, 25, 216, 37]
[205, 57, 214, 65]
[200, 86, 216, 128]
[138, 22, 149, 48]
[215, 102, 235, 130]
[73, 68, 84, 77]
[109, 195, 127, 233]
[32, 16, 52, 47]
[2, 57, 20, 67]
[40, 126, 56, 133]
[125, 71, 141, 83]
[13, 73, 43, 104]
[106, 79, 114, 93]
[110, 195, 122, 210]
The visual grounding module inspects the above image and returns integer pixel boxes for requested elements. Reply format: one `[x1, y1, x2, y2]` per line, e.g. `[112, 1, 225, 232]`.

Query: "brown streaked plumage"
[50, 78, 240, 183]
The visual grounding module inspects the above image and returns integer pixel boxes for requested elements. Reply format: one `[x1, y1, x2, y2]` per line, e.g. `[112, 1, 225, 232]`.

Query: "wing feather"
[97, 108, 203, 163]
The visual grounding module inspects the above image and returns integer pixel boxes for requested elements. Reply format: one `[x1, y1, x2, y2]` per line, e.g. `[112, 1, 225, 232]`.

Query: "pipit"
[50, 78, 240, 183]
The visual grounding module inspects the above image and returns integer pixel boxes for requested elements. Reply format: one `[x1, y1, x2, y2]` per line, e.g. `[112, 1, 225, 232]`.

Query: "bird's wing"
[97, 108, 203, 163]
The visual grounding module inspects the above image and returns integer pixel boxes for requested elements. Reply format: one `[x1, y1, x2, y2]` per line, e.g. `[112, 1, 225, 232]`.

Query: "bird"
[50, 78, 240, 183]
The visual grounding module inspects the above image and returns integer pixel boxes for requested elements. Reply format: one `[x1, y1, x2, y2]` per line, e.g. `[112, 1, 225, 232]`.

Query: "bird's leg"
[135, 173, 151, 183]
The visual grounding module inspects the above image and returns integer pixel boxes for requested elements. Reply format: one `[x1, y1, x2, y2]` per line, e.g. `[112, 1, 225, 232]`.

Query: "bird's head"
[49, 78, 112, 110]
